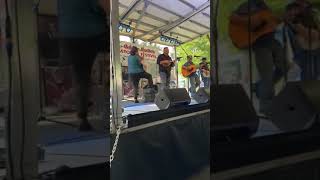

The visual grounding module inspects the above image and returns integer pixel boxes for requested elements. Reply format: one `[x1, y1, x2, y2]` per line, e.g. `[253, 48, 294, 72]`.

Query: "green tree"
[176, 34, 210, 74]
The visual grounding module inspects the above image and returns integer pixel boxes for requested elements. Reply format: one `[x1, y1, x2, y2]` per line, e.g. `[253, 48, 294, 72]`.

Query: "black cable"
[4, 0, 15, 178]
[247, 0, 253, 102]
[213, 0, 219, 86]
[13, 0, 26, 178]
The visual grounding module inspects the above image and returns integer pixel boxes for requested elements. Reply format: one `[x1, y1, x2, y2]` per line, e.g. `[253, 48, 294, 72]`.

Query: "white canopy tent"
[111, 0, 211, 129]
[118, 0, 210, 44]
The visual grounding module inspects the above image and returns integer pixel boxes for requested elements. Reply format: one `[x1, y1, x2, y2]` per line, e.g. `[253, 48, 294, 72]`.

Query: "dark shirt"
[157, 54, 173, 73]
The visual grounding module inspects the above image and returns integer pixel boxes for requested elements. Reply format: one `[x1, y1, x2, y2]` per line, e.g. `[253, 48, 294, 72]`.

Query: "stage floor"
[122, 99, 199, 116]
[0, 114, 109, 178]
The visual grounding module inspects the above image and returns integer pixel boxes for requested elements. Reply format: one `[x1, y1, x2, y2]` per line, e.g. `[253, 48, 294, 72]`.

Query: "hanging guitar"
[229, 5, 279, 49]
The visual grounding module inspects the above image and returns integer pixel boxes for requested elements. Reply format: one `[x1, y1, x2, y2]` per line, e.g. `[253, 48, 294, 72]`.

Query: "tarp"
[111, 111, 210, 180]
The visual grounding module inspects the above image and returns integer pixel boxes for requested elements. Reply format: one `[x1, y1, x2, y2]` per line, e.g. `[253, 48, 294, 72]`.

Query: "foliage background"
[176, 35, 210, 74]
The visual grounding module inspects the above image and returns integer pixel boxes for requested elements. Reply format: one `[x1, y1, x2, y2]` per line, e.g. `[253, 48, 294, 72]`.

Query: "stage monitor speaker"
[155, 88, 191, 110]
[54, 163, 108, 180]
[271, 81, 320, 132]
[212, 84, 259, 140]
[194, 87, 210, 103]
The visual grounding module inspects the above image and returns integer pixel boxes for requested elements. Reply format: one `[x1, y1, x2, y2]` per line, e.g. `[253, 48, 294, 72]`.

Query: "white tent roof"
[119, 0, 210, 45]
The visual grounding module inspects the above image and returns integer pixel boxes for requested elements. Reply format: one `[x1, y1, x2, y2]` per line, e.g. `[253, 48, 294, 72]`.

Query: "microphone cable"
[4, 0, 15, 178]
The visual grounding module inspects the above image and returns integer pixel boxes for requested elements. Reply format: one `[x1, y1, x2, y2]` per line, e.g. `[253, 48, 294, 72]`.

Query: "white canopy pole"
[111, 0, 124, 129]
[6, 0, 39, 179]
[174, 45, 179, 88]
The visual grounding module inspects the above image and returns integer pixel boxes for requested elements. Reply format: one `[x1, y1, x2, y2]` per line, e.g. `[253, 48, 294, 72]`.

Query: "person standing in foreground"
[128, 46, 154, 103]
[58, 0, 109, 131]
[157, 47, 176, 89]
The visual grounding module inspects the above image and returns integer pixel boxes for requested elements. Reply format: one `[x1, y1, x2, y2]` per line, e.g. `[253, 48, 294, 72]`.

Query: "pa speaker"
[213, 84, 259, 140]
[271, 81, 320, 132]
[155, 88, 191, 110]
[194, 87, 210, 103]
[54, 163, 109, 180]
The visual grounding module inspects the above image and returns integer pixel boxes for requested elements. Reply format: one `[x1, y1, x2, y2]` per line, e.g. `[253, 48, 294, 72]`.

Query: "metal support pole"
[6, 0, 39, 179]
[174, 46, 179, 88]
[212, 0, 219, 86]
[111, 0, 124, 129]
[248, 0, 253, 101]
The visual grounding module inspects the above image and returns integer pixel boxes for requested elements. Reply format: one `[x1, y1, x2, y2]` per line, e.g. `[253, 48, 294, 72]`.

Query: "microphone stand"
[175, 58, 181, 88]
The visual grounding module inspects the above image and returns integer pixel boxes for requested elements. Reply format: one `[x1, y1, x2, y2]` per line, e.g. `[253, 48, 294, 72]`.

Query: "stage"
[122, 98, 199, 116]
[0, 113, 109, 179]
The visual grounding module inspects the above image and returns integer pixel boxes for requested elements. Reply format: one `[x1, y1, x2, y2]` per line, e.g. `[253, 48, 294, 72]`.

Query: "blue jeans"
[201, 76, 210, 88]
[253, 38, 286, 114]
[189, 73, 200, 97]
[159, 71, 170, 90]
[294, 49, 320, 80]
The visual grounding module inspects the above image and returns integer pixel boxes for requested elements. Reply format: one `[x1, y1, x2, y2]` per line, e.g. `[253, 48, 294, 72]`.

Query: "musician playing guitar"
[229, 0, 287, 116]
[157, 47, 176, 89]
[199, 57, 210, 87]
[182, 55, 200, 97]
[283, 1, 320, 80]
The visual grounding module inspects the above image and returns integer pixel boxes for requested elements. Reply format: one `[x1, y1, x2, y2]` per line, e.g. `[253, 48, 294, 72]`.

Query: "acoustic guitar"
[182, 64, 197, 78]
[229, 9, 279, 49]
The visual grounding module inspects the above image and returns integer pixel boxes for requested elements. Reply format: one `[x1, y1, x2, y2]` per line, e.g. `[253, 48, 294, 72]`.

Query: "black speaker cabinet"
[154, 88, 191, 110]
[212, 84, 259, 140]
[194, 87, 210, 103]
[271, 81, 320, 132]
[54, 163, 108, 180]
